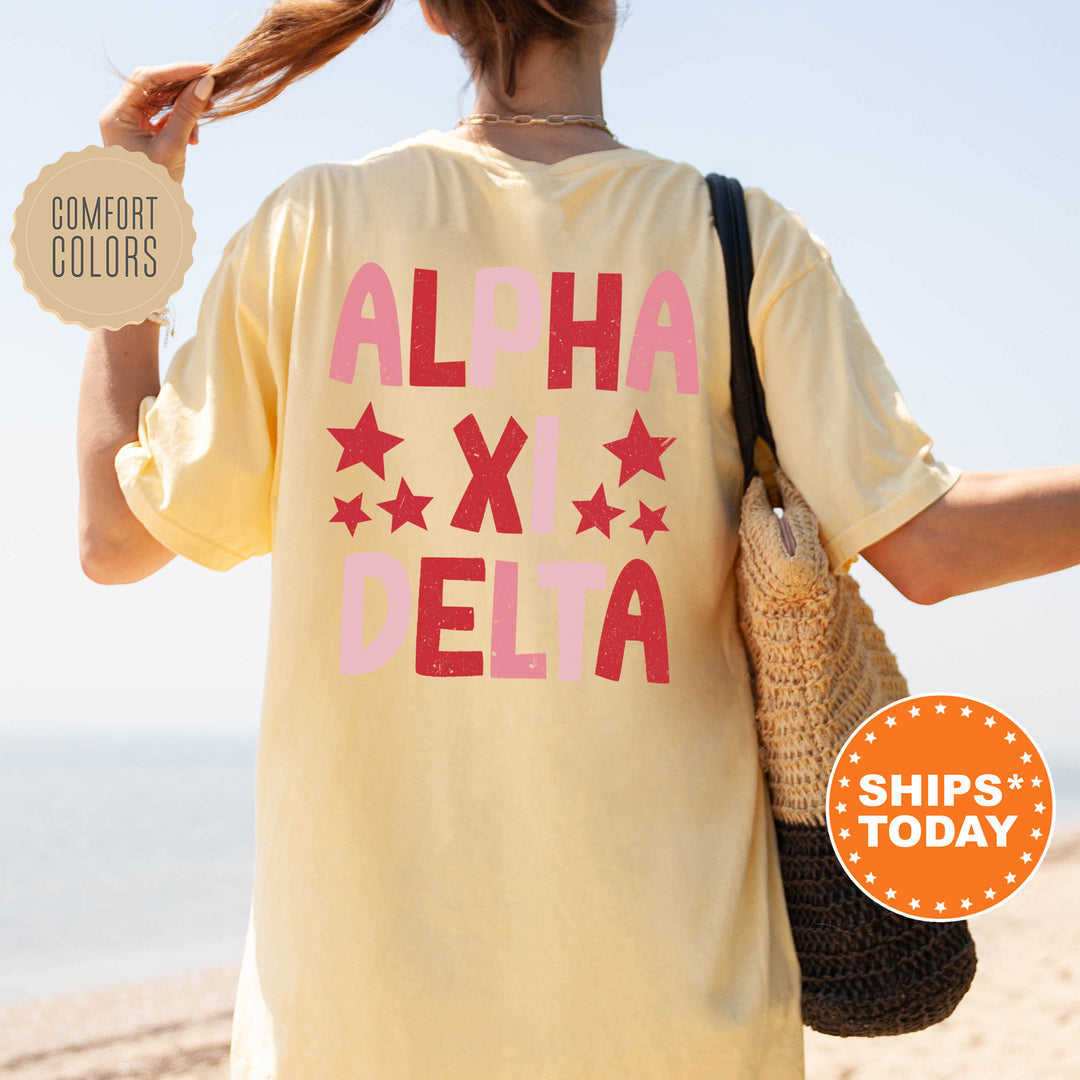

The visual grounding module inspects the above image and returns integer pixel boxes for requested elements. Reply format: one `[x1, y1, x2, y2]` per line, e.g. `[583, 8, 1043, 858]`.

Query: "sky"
[2, 1, 1079, 770]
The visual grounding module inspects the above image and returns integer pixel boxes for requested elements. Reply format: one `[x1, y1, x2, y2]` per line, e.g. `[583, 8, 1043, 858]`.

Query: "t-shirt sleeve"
[746, 193, 961, 573]
[114, 192, 293, 573]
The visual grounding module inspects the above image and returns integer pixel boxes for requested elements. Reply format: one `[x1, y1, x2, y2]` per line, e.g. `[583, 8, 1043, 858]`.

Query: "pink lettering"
[491, 561, 546, 679]
[340, 552, 411, 674]
[470, 267, 543, 387]
[625, 270, 699, 395]
[529, 415, 559, 534]
[330, 261, 403, 386]
[537, 562, 607, 681]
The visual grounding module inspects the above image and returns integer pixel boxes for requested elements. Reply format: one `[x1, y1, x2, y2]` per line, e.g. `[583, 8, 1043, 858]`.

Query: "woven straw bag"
[706, 173, 977, 1036]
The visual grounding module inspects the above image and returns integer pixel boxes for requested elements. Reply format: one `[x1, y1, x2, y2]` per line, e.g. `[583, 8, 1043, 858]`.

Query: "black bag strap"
[705, 173, 778, 491]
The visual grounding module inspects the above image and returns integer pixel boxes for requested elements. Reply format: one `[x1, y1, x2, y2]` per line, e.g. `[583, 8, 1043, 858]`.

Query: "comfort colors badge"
[826, 693, 1055, 921]
[11, 145, 195, 330]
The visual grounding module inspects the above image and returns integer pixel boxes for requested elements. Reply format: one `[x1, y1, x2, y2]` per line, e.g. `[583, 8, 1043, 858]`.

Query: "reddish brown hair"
[138, 0, 616, 123]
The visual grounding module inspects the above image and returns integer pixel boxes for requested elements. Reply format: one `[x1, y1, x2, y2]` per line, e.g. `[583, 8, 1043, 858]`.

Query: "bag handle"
[705, 173, 780, 494]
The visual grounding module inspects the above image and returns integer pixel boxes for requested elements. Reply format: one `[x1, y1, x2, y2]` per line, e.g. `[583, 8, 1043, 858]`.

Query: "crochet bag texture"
[707, 173, 977, 1036]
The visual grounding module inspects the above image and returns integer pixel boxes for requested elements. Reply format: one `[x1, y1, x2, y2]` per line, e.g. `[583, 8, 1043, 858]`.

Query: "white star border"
[824, 692, 1057, 921]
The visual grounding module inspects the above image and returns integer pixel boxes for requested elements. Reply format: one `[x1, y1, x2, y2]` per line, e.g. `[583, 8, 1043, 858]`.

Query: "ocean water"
[0, 726, 257, 1007]
[1, 725, 1078, 1009]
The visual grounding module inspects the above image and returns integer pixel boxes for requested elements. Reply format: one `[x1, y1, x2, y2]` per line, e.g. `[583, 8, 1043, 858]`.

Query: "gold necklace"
[457, 112, 616, 139]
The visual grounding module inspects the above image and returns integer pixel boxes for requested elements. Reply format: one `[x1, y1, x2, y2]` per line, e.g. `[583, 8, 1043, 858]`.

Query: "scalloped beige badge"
[11, 145, 195, 330]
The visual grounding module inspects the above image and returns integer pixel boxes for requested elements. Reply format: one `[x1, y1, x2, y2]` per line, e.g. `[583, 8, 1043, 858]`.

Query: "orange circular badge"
[827, 693, 1055, 921]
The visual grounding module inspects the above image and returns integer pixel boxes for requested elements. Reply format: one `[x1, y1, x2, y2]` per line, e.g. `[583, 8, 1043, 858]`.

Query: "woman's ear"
[419, 0, 451, 36]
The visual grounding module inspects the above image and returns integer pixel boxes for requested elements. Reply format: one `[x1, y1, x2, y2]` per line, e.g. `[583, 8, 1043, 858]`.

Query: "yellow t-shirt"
[115, 128, 960, 1080]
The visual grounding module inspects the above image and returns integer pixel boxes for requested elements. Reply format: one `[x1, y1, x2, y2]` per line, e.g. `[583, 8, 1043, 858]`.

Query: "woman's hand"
[98, 61, 215, 184]
[82, 59, 216, 582]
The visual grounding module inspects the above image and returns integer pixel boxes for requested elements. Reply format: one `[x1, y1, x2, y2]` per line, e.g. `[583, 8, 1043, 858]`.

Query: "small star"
[960, 898, 972, 910]
[1031, 777, 1043, 789]
[328, 403, 404, 479]
[865, 731, 877, 743]
[377, 478, 433, 533]
[1005, 872, 1017, 884]
[1008, 773, 1024, 790]
[849, 751, 861, 764]
[1031, 828, 1043, 840]
[935, 901, 947, 913]
[1034, 802, 1046, 814]
[1020, 852, 1033, 864]
[1005, 731, 1017, 743]
[572, 484, 624, 538]
[839, 828, 851, 839]
[984, 716, 996, 728]
[865, 872, 876, 884]
[909, 705, 921, 717]
[984, 888, 996, 900]
[885, 716, 897, 727]
[849, 851, 861, 864]
[961, 706, 972, 717]
[909, 898, 920, 911]
[885, 888, 897, 900]
[1021, 752, 1033, 764]
[935, 703, 947, 714]
[839, 776, 851, 788]
[628, 501, 669, 544]
[602, 410, 675, 485]
[330, 493, 372, 536]
[835, 802, 847, 814]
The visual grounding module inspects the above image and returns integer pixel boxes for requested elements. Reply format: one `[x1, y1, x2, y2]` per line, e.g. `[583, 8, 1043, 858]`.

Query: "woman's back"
[114, 127, 959, 1078]
[91, 2, 1080, 1076]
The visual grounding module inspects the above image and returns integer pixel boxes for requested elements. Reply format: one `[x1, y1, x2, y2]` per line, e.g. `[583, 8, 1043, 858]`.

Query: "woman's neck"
[448, 123, 626, 164]
[450, 32, 625, 164]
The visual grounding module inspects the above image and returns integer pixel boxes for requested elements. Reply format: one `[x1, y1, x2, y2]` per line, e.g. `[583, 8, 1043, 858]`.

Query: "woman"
[79, 2, 1080, 1078]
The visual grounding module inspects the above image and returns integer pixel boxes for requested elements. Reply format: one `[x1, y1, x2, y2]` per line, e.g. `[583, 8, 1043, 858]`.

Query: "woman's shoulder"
[730, 183, 839, 306]
[280, 131, 452, 187]
[669, 160, 837, 293]
[743, 185, 833, 282]
[244, 135, 431, 210]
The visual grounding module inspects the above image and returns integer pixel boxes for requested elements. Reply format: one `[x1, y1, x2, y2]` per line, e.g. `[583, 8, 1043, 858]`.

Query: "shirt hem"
[115, 446, 252, 573]
[824, 461, 963, 573]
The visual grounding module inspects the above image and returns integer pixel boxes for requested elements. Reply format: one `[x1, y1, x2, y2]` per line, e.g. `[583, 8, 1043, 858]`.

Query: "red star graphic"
[377, 478, 433, 533]
[330, 493, 372, 537]
[328, 403, 404, 479]
[629, 501, 669, 544]
[572, 484, 624, 538]
[602, 410, 676, 486]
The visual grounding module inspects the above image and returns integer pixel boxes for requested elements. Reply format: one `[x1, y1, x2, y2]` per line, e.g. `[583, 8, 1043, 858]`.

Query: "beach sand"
[2, 829, 1077, 1080]
[803, 825, 1080, 1080]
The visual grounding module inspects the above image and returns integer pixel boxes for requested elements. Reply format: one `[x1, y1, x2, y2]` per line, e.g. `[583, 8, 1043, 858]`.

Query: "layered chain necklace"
[456, 112, 616, 139]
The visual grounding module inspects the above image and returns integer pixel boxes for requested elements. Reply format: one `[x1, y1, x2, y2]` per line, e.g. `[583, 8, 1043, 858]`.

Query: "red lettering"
[415, 557, 486, 677]
[595, 559, 670, 683]
[547, 272, 622, 390]
[409, 268, 466, 387]
[451, 414, 528, 533]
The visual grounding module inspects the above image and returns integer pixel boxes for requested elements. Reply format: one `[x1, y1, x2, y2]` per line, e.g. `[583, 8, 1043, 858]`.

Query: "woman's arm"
[78, 62, 215, 584]
[78, 322, 176, 583]
[861, 466, 1080, 604]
